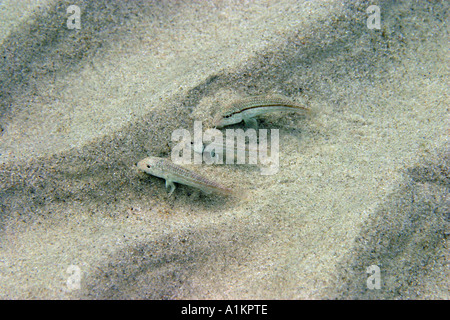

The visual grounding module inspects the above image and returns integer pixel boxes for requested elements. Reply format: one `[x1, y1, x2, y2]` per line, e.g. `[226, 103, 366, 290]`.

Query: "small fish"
[191, 139, 265, 164]
[215, 94, 311, 128]
[137, 156, 235, 196]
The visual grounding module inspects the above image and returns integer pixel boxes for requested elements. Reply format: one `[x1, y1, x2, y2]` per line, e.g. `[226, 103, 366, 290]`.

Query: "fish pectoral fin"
[243, 117, 258, 129]
[165, 180, 176, 196]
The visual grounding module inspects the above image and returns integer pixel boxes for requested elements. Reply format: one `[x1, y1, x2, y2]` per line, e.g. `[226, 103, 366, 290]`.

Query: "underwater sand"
[0, 0, 448, 299]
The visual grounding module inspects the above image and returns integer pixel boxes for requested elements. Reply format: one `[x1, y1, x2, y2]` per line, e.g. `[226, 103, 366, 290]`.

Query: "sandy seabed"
[0, 0, 448, 299]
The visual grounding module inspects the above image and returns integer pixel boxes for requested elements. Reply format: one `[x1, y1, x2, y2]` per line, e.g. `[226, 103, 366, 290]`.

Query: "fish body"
[137, 156, 234, 196]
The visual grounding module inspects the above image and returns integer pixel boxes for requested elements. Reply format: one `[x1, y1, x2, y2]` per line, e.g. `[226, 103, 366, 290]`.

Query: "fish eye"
[146, 164, 151, 168]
